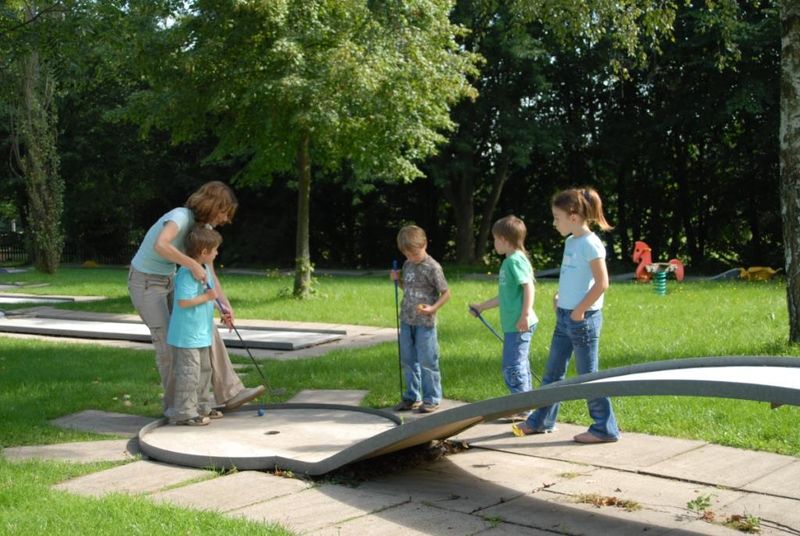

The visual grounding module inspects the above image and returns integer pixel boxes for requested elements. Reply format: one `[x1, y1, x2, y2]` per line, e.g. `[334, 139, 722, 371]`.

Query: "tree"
[122, 0, 478, 297]
[781, 0, 800, 341]
[2, 2, 64, 273]
[426, 0, 680, 265]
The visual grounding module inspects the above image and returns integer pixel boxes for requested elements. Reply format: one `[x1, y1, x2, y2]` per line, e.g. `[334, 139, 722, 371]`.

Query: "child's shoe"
[573, 431, 618, 444]
[173, 415, 210, 426]
[418, 402, 439, 413]
[511, 422, 554, 437]
[393, 399, 422, 411]
[205, 409, 224, 420]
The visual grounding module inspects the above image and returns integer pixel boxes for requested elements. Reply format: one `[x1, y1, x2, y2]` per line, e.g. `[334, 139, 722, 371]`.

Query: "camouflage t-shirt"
[400, 255, 449, 327]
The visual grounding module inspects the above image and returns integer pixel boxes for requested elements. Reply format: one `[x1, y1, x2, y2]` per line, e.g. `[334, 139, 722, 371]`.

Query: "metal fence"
[0, 234, 137, 266]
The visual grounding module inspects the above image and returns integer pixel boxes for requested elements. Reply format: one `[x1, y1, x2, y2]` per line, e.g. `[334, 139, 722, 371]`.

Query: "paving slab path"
[4, 390, 799, 535]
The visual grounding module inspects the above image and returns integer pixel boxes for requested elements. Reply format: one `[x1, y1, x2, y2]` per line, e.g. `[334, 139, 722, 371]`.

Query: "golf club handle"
[205, 282, 234, 327]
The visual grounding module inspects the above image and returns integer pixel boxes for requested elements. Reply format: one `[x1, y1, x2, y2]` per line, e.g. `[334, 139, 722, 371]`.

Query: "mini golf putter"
[469, 306, 504, 342]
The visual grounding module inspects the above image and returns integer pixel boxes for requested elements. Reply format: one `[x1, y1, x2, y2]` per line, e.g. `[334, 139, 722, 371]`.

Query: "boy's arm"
[424, 288, 451, 314]
[208, 264, 234, 328]
[469, 296, 498, 314]
[516, 281, 533, 331]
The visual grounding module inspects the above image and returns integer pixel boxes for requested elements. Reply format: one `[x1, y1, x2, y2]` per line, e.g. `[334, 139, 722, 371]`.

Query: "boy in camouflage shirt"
[390, 225, 451, 413]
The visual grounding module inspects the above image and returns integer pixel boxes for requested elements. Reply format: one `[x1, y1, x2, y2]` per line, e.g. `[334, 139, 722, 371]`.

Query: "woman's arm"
[153, 221, 206, 281]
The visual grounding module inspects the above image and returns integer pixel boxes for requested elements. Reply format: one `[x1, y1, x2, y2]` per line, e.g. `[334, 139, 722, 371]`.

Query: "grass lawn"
[0, 266, 798, 534]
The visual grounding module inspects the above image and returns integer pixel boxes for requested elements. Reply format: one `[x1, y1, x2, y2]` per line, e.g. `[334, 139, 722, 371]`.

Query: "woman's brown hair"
[185, 181, 238, 225]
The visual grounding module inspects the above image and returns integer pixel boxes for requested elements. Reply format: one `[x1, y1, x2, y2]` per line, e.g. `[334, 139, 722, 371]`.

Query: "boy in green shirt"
[469, 215, 538, 402]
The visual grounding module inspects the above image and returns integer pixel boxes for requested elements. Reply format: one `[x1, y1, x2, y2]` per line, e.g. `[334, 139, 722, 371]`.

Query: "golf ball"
[257, 408, 265, 417]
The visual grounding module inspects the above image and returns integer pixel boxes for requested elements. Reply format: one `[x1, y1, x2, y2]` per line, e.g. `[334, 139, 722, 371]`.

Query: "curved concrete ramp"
[139, 356, 800, 475]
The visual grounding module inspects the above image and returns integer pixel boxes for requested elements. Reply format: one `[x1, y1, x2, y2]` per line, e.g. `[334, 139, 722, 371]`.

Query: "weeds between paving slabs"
[686, 492, 762, 533]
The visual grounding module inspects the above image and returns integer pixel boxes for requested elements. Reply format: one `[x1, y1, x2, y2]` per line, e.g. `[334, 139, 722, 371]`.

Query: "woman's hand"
[190, 261, 207, 283]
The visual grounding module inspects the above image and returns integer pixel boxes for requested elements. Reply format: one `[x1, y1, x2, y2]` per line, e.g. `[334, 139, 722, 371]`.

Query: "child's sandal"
[174, 415, 210, 426]
[206, 409, 224, 420]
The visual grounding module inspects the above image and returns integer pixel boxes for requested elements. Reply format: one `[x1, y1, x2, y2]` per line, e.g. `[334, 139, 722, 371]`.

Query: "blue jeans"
[502, 325, 536, 394]
[526, 308, 619, 439]
[399, 323, 442, 404]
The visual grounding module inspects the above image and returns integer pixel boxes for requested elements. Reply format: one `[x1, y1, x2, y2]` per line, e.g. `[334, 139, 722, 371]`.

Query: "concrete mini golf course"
[138, 356, 800, 475]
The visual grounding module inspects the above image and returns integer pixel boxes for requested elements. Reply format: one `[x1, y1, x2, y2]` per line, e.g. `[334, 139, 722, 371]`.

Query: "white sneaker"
[224, 385, 266, 410]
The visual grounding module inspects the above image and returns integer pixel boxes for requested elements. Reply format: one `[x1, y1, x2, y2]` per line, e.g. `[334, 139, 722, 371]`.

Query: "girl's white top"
[557, 232, 606, 311]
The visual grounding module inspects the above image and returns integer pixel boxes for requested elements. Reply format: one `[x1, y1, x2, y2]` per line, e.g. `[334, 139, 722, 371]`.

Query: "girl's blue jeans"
[526, 308, 619, 439]
[399, 323, 442, 404]
[502, 325, 537, 393]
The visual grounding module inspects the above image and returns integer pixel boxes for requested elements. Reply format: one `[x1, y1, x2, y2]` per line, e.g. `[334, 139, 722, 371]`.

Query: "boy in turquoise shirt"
[167, 225, 224, 426]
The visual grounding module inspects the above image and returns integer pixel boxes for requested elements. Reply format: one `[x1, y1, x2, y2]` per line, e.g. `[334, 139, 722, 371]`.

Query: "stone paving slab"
[479, 523, 556, 535]
[53, 460, 211, 497]
[228, 484, 408, 534]
[427, 448, 595, 494]
[455, 421, 709, 473]
[360, 451, 593, 515]
[719, 492, 800, 535]
[741, 458, 800, 499]
[644, 443, 798, 488]
[480, 489, 695, 536]
[288, 389, 368, 406]
[546, 468, 744, 518]
[3, 438, 140, 464]
[359, 467, 527, 515]
[51, 410, 157, 437]
[151, 470, 310, 512]
[314, 500, 493, 536]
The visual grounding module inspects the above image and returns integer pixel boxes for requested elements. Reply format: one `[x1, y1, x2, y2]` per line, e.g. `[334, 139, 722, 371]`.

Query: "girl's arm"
[516, 281, 533, 331]
[153, 221, 206, 282]
[570, 258, 609, 321]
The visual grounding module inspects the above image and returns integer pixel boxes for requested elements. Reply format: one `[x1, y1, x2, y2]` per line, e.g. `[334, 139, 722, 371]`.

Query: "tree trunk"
[293, 132, 312, 298]
[780, 1, 800, 342]
[12, 37, 63, 274]
[475, 157, 510, 261]
[443, 173, 476, 265]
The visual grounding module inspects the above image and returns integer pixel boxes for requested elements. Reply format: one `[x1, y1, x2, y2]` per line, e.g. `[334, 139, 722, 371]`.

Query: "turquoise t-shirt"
[498, 250, 537, 333]
[557, 232, 606, 310]
[130, 207, 194, 275]
[167, 265, 215, 349]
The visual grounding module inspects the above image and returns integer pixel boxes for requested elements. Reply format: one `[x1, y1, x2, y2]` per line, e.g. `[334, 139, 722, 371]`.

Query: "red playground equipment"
[632, 241, 685, 282]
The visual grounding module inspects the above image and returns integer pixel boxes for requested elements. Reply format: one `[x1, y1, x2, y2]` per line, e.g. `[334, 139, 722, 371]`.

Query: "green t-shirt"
[498, 250, 537, 333]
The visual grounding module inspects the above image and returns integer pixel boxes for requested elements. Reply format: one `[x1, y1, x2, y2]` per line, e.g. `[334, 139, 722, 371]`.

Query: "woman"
[128, 181, 264, 417]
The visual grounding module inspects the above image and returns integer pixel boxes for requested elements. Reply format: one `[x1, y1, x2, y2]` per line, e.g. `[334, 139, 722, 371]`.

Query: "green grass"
[0, 458, 292, 535]
[0, 267, 798, 534]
